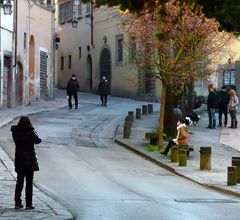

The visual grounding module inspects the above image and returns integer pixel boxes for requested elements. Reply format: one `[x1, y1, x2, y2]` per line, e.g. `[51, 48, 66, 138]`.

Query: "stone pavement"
[114, 109, 240, 197]
[0, 89, 73, 219]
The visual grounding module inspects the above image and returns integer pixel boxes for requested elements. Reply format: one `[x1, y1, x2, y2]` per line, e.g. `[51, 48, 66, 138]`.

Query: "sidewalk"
[115, 111, 240, 197]
[0, 89, 73, 219]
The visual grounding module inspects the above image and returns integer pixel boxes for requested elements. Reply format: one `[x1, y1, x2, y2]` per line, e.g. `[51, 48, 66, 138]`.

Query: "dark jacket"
[67, 78, 80, 95]
[11, 125, 41, 173]
[97, 80, 110, 96]
[218, 90, 230, 109]
[207, 91, 217, 109]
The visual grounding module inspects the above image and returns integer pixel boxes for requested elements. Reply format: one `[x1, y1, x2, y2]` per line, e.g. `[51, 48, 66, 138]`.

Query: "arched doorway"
[100, 48, 111, 89]
[15, 62, 23, 106]
[86, 55, 93, 92]
[29, 35, 35, 99]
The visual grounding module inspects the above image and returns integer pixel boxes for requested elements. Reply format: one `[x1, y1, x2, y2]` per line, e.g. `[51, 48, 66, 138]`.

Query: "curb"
[114, 138, 240, 198]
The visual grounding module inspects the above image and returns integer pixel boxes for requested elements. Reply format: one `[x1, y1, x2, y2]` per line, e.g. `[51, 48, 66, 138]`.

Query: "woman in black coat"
[11, 116, 41, 210]
[97, 76, 110, 106]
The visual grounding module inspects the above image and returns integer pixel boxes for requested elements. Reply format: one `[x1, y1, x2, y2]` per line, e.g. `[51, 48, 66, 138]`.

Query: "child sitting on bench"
[161, 118, 189, 156]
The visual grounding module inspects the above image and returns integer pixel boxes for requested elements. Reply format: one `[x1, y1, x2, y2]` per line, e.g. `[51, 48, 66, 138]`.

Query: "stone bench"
[145, 132, 166, 146]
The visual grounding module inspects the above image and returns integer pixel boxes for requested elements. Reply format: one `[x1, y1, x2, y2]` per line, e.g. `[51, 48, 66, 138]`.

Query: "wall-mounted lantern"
[72, 11, 78, 28]
[0, 0, 13, 15]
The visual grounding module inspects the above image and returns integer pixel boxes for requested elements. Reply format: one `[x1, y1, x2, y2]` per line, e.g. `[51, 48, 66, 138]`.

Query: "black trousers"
[218, 106, 228, 126]
[15, 171, 34, 206]
[162, 140, 175, 155]
[68, 93, 78, 108]
[100, 95, 108, 106]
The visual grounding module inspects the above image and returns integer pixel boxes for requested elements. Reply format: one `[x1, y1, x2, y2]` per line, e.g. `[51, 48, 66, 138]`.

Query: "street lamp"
[0, 0, 13, 15]
[72, 11, 78, 28]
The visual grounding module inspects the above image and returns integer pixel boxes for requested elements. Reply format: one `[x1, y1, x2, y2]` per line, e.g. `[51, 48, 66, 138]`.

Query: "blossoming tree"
[122, 0, 233, 144]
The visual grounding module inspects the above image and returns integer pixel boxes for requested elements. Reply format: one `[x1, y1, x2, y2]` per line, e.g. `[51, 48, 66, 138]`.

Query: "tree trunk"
[158, 81, 166, 146]
[164, 87, 177, 138]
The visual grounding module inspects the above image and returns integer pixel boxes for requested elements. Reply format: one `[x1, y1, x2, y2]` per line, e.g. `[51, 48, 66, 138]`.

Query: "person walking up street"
[228, 89, 239, 128]
[67, 74, 80, 109]
[206, 84, 217, 129]
[11, 116, 42, 210]
[97, 76, 110, 106]
[218, 85, 230, 127]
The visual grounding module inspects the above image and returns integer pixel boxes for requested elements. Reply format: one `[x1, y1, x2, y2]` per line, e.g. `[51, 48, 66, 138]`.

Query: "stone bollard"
[171, 145, 179, 163]
[142, 105, 148, 115]
[128, 111, 134, 122]
[199, 147, 211, 170]
[125, 116, 132, 126]
[147, 104, 153, 114]
[232, 157, 240, 183]
[178, 148, 187, 166]
[227, 166, 237, 186]
[123, 121, 131, 139]
[135, 108, 141, 119]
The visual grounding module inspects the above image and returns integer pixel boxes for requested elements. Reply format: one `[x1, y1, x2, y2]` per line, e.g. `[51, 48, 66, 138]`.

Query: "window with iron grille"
[129, 35, 137, 62]
[68, 55, 72, 69]
[79, 47, 81, 59]
[23, 33, 27, 50]
[116, 35, 123, 63]
[61, 56, 64, 70]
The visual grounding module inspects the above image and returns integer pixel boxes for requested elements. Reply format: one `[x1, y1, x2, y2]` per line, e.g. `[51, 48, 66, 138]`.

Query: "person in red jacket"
[11, 116, 41, 210]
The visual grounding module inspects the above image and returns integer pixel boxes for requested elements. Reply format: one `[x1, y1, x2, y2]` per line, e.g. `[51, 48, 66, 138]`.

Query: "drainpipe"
[90, 0, 93, 47]
[0, 7, 2, 108]
[51, 3, 55, 99]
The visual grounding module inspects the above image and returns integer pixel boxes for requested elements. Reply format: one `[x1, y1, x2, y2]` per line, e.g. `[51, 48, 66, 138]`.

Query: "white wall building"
[0, 3, 14, 108]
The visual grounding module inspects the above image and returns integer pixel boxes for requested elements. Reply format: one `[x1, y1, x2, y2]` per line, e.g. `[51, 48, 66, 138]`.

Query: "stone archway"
[15, 62, 23, 106]
[100, 48, 111, 89]
[29, 35, 35, 99]
[86, 55, 93, 92]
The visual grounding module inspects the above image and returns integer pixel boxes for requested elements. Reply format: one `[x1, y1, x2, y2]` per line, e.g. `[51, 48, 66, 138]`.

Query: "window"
[68, 55, 72, 69]
[23, 32, 27, 50]
[86, 2, 91, 15]
[66, 1, 73, 22]
[116, 35, 123, 63]
[59, 4, 66, 23]
[78, 0, 82, 16]
[61, 56, 64, 70]
[59, 1, 73, 23]
[224, 70, 235, 85]
[129, 35, 137, 61]
[79, 47, 81, 59]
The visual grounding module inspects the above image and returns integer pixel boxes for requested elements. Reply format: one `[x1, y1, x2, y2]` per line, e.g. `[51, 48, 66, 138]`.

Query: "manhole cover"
[174, 198, 238, 203]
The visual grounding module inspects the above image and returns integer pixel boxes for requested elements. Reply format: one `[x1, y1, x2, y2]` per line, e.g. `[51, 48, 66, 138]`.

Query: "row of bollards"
[170, 146, 240, 186]
[123, 104, 154, 139]
[227, 157, 240, 186]
[170, 146, 212, 169]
